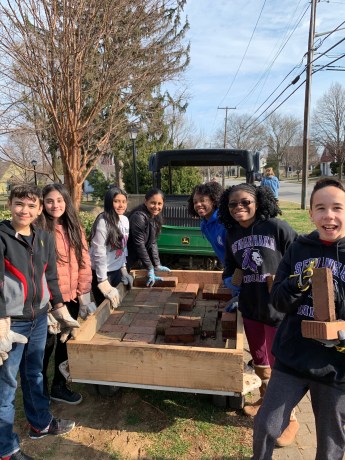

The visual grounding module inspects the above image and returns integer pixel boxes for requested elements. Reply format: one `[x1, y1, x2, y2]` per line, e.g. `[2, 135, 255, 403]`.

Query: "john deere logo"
[182, 237, 190, 245]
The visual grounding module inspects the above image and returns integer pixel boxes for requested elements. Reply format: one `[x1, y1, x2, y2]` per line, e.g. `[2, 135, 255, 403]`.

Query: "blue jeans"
[0, 313, 52, 457]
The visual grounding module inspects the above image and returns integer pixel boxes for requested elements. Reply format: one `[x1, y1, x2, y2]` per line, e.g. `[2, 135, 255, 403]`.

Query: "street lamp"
[31, 159, 38, 185]
[129, 126, 139, 194]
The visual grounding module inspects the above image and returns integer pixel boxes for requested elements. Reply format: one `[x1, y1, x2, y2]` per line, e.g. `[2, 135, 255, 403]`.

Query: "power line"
[237, 1, 309, 108]
[218, 0, 267, 107]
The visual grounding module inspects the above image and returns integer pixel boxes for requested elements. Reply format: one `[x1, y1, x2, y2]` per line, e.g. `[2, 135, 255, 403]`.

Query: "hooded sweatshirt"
[271, 231, 345, 390]
[200, 209, 227, 265]
[223, 217, 297, 326]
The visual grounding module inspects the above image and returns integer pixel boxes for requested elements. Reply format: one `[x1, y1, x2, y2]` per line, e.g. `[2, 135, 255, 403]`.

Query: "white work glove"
[120, 267, 133, 289]
[47, 312, 61, 335]
[51, 305, 80, 343]
[78, 292, 97, 320]
[98, 279, 120, 309]
[0, 317, 28, 366]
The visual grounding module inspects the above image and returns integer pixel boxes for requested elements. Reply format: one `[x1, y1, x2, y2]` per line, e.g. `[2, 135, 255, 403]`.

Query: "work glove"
[51, 305, 80, 343]
[225, 296, 239, 313]
[47, 312, 61, 335]
[223, 277, 241, 297]
[0, 317, 28, 366]
[290, 258, 318, 292]
[314, 330, 345, 353]
[155, 265, 171, 273]
[78, 292, 97, 320]
[98, 279, 120, 309]
[120, 267, 133, 289]
[147, 267, 163, 287]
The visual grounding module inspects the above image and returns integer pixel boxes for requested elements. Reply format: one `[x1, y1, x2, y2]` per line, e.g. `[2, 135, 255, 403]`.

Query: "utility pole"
[301, 0, 317, 209]
[218, 106, 236, 188]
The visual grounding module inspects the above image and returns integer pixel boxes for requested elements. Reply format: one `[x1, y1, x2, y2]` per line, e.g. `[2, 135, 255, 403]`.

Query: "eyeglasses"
[228, 199, 255, 209]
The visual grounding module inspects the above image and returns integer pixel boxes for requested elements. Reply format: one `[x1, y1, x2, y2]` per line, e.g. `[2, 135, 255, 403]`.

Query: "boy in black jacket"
[0, 185, 79, 460]
[252, 178, 345, 460]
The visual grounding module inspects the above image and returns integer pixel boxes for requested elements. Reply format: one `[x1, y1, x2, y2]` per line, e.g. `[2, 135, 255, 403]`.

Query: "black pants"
[42, 299, 79, 389]
[91, 269, 122, 306]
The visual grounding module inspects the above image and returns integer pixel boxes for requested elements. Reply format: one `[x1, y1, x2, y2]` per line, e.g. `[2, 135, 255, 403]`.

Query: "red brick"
[118, 312, 136, 326]
[156, 316, 174, 334]
[171, 317, 201, 333]
[99, 324, 128, 334]
[164, 326, 195, 343]
[178, 297, 195, 311]
[127, 325, 157, 335]
[134, 313, 161, 322]
[312, 268, 336, 322]
[131, 319, 159, 328]
[221, 311, 237, 330]
[107, 311, 125, 325]
[122, 333, 156, 344]
[162, 302, 179, 316]
[301, 320, 345, 340]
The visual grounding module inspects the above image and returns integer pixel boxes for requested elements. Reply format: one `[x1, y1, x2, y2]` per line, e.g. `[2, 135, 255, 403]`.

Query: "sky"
[177, 0, 345, 142]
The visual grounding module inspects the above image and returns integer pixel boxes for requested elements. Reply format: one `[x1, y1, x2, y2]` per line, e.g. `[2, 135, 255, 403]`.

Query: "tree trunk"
[63, 162, 83, 210]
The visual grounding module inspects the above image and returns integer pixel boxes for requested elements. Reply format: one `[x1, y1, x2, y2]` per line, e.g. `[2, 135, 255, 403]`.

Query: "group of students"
[189, 176, 345, 460]
[0, 183, 169, 460]
[0, 172, 345, 460]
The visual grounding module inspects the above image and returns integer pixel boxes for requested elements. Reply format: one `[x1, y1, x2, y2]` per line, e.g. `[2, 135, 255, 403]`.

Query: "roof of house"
[320, 147, 336, 163]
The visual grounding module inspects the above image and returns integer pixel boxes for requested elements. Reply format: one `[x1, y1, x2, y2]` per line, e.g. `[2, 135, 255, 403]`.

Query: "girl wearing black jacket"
[127, 188, 170, 287]
[253, 178, 345, 460]
[218, 183, 298, 445]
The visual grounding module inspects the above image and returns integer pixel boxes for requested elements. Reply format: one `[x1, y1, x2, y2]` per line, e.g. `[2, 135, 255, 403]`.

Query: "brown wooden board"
[67, 271, 245, 393]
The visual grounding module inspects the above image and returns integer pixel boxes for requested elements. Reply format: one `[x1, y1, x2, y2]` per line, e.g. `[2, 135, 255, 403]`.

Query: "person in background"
[0, 184, 75, 460]
[261, 167, 279, 200]
[252, 178, 345, 460]
[218, 183, 299, 447]
[127, 188, 170, 286]
[90, 186, 132, 308]
[42, 183, 95, 405]
[187, 181, 226, 266]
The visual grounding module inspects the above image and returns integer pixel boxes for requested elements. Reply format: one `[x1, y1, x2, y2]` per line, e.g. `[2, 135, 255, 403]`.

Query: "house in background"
[0, 161, 27, 194]
[319, 146, 336, 176]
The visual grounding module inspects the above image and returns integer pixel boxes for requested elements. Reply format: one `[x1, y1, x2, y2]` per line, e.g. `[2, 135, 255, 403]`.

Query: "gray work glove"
[225, 296, 239, 313]
[98, 279, 120, 309]
[51, 305, 80, 343]
[120, 267, 133, 289]
[78, 292, 97, 320]
[155, 265, 171, 273]
[47, 312, 61, 335]
[0, 317, 28, 366]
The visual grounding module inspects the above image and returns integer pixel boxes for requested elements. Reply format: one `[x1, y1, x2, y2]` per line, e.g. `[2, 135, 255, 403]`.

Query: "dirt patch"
[15, 384, 254, 460]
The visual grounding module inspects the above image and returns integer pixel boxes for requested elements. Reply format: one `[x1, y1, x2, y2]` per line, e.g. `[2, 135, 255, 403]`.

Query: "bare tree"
[0, 0, 189, 206]
[312, 82, 345, 179]
[264, 113, 301, 179]
[213, 113, 266, 151]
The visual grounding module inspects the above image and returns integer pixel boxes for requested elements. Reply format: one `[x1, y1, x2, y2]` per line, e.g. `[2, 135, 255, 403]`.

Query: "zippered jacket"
[127, 205, 161, 270]
[200, 209, 227, 265]
[55, 224, 92, 301]
[271, 231, 345, 390]
[223, 218, 297, 326]
[0, 220, 63, 320]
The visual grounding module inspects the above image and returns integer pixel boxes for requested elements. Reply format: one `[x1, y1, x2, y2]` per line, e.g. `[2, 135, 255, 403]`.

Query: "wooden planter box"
[67, 270, 258, 397]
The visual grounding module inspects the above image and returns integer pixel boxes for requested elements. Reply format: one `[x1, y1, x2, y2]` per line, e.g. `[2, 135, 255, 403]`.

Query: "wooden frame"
[67, 271, 252, 396]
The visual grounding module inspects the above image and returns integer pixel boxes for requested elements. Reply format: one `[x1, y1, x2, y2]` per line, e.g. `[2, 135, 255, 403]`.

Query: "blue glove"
[147, 267, 163, 287]
[224, 276, 241, 297]
[155, 265, 171, 273]
[225, 296, 239, 312]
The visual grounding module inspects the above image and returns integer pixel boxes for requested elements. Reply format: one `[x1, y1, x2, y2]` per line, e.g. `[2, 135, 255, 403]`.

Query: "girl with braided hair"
[218, 183, 299, 447]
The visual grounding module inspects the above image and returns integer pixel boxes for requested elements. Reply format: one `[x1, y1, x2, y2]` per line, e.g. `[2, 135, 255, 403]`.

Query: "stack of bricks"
[92, 279, 238, 349]
[221, 311, 237, 339]
[301, 267, 345, 340]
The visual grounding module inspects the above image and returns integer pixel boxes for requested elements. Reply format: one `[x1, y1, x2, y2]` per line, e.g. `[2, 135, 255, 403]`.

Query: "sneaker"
[3, 451, 35, 460]
[29, 417, 75, 439]
[50, 384, 82, 405]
